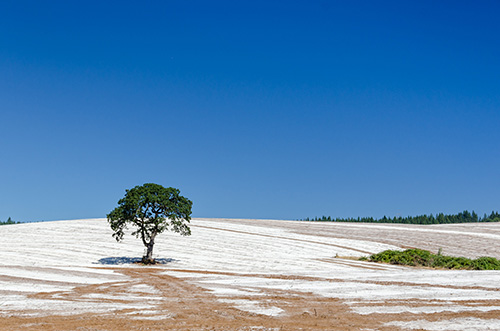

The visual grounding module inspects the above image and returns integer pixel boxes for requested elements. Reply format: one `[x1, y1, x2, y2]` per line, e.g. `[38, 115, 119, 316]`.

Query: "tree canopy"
[107, 183, 193, 264]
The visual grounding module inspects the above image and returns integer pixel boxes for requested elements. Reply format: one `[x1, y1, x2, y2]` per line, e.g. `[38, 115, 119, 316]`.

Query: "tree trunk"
[142, 243, 155, 264]
[142, 231, 157, 264]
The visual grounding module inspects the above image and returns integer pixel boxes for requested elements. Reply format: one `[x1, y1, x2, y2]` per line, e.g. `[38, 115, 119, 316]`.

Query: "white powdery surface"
[218, 298, 284, 316]
[386, 318, 500, 330]
[0, 295, 152, 317]
[1, 218, 500, 328]
[0, 219, 161, 317]
[352, 305, 500, 315]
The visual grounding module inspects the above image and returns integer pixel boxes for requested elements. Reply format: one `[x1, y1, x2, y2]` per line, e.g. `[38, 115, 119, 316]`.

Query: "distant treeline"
[0, 217, 19, 226]
[300, 210, 500, 224]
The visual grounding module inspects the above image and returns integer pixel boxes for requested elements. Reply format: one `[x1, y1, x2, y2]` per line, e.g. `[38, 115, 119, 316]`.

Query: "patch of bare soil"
[2, 267, 500, 331]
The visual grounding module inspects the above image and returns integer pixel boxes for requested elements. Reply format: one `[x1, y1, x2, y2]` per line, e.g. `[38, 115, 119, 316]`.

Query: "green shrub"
[363, 249, 500, 270]
[369, 250, 398, 263]
[397, 249, 432, 266]
[472, 257, 500, 270]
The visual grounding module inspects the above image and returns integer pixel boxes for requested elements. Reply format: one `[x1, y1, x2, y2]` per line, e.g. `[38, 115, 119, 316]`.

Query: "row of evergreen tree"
[300, 210, 500, 224]
[0, 217, 18, 225]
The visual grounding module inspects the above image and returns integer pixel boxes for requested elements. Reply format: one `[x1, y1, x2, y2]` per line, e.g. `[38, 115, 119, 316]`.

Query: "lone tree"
[107, 183, 193, 264]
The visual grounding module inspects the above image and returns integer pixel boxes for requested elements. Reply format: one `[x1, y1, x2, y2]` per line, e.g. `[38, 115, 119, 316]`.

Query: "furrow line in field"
[191, 224, 372, 254]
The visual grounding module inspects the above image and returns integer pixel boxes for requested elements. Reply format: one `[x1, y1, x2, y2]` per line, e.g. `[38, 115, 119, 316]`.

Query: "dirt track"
[0, 268, 358, 330]
[2, 267, 500, 330]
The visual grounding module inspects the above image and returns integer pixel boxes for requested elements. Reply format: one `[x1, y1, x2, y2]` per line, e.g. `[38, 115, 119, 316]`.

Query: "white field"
[1, 218, 500, 330]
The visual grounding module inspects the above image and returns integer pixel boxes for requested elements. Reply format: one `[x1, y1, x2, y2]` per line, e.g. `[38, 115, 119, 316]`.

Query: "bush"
[472, 257, 500, 270]
[364, 249, 500, 270]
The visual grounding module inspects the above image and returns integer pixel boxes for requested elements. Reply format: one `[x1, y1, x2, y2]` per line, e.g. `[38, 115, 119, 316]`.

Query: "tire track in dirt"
[0, 274, 83, 288]
[2, 266, 500, 330]
[0, 267, 382, 330]
[167, 267, 500, 293]
[317, 257, 404, 271]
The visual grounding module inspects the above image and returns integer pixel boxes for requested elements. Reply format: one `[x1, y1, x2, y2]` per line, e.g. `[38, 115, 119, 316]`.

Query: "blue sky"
[1, 1, 499, 222]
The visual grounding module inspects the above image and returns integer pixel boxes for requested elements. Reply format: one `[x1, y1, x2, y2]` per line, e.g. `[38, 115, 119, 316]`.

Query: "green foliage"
[365, 249, 500, 270]
[300, 210, 500, 225]
[472, 257, 500, 270]
[107, 183, 193, 263]
[0, 217, 19, 226]
[370, 249, 432, 266]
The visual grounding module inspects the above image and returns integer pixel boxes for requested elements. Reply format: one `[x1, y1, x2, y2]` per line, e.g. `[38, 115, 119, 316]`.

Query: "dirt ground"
[2, 267, 500, 331]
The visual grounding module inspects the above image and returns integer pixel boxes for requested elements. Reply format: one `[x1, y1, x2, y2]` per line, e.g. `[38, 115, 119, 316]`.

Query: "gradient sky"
[1, 1, 499, 222]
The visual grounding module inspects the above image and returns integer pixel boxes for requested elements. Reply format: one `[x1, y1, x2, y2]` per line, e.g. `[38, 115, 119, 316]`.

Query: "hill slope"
[1, 218, 500, 330]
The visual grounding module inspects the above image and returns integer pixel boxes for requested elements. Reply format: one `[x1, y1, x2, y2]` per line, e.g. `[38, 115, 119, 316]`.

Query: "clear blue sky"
[1, 1, 499, 222]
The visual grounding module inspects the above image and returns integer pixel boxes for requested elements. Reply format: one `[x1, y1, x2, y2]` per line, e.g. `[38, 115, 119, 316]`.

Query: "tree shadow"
[95, 257, 177, 265]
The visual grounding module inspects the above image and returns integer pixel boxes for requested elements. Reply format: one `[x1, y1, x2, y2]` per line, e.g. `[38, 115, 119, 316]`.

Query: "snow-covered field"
[1, 218, 500, 330]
